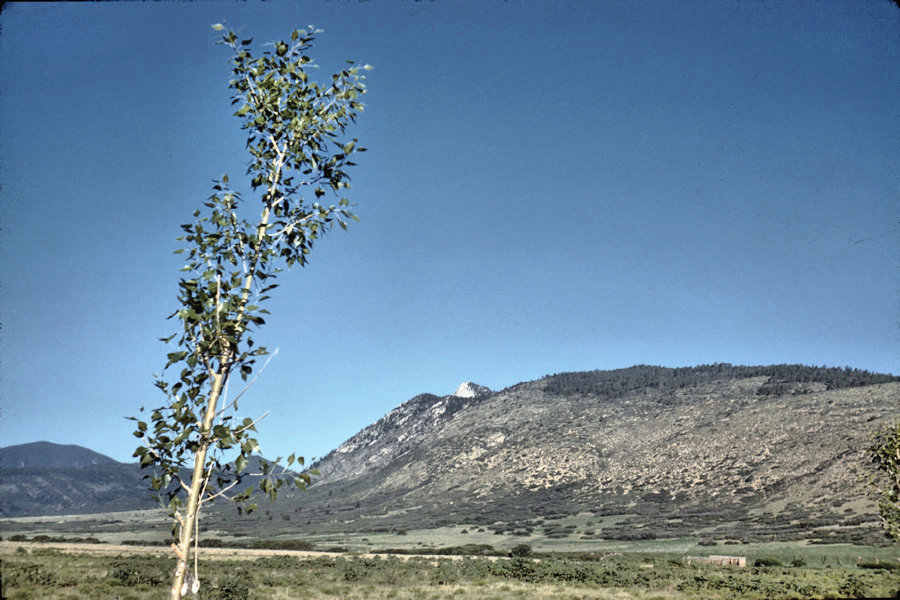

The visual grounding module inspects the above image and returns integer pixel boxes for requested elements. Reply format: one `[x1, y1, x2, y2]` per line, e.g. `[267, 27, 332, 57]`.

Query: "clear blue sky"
[1, 1, 897, 464]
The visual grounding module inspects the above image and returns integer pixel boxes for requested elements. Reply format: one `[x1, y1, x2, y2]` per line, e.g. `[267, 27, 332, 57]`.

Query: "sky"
[1, 1, 897, 464]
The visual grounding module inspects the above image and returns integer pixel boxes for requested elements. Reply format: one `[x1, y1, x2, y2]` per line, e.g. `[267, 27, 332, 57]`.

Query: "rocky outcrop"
[313, 387, 492, 483]
[452, 381, 492, 398]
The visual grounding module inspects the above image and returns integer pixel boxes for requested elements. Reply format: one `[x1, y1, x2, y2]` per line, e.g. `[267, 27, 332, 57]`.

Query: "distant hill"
[0, 443, 287, 518]
[0, 442, 154, 517]
[219, 364, 899, 545]
[0, 441, 119, 469]
[0, 462, 158, 518]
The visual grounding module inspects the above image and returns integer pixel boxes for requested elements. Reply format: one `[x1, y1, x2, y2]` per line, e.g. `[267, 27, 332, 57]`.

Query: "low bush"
[838, 574, 869, 599]
[106, 556, 170, 586]
[6, 563, 58, 587]
[753, 557, 783, 567]
[249, 539, 315, 551]
[206, 575, 251, 600]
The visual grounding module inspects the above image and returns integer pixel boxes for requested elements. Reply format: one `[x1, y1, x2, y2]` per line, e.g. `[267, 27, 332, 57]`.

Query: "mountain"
[0, 443, 289, 518]
[0, 441, 119, 469]
[4, 365, 898, 546]
[229, 364, 899, 544]
[0, 444, 155, 517]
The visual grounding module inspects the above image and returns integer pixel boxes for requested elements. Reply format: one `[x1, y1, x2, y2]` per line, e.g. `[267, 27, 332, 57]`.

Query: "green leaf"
[165, 351, 187, 368]
[235, 454, 248, 475]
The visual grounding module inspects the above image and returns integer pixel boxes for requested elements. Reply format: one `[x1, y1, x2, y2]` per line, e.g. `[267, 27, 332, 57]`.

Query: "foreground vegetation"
[3, 544, 899, 600]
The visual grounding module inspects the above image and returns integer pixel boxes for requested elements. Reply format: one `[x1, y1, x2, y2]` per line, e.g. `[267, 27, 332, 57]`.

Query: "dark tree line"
[541, 364, 898, 399]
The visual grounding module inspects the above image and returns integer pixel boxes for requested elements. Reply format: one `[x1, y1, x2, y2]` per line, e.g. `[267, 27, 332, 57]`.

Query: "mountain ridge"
[0, 441, 121, 469]
[3, 364, 898, 545]
[308, 363, 897, 489]
[250, 364, 899, 544]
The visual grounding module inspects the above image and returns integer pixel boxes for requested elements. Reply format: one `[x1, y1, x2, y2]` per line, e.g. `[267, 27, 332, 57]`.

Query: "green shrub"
[7, 563, 58, 587]
[838, 574, 869, 599]
[205, 576, 251, 600]
[338, 557, 379, 582]
[106, 556, 169, 586]
[753, 557, 783, 567]
[429, 560, 459, 585]
[249, 538, 315, 551]
[506, 557, 537, 581]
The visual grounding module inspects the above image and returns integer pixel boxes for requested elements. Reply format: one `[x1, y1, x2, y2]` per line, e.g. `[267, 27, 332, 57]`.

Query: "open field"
[2, 508, 899, 561]
[2, 542, 900, 600]
[3, 507, 899, 598]
[2, 508, 895, 556]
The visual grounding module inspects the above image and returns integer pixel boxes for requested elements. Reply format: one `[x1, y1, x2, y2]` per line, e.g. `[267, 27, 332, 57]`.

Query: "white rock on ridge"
[452, 381, 492, 398]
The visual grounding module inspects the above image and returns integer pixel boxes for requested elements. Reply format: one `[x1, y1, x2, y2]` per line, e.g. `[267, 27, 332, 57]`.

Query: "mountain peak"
[452, 381, 491, 398]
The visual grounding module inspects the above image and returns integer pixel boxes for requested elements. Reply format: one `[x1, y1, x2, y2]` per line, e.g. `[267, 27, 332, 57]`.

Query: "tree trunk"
[169, 368, 228, 599]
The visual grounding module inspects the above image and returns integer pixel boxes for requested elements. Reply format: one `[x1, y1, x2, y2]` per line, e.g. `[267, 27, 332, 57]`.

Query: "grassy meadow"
[2, 508, 899, 598]
[2, 537, 899, 600]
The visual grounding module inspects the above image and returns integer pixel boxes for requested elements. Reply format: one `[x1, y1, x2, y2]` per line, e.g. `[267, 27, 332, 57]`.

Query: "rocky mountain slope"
[237, 364, 898, 544]
[314, 386, 492, 484]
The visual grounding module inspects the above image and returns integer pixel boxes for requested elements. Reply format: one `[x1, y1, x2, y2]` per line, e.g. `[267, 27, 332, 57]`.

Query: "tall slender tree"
[131, 25, 369, 599]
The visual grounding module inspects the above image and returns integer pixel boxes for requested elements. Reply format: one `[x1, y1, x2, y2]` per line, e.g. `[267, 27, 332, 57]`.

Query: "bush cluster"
[3, 547, 900, 599]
